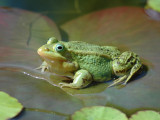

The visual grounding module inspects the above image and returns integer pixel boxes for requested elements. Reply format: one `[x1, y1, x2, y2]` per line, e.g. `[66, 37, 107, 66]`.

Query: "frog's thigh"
[112, 51, 142, 86]
[60, 69, 92, 89]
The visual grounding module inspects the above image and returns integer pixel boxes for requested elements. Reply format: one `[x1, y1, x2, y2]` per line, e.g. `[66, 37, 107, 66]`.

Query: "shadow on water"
[59, 27, 69, 42]
[128, 64, 148, 83]
[0, 63, 149, 95]
[10, 108, 25, 120]
[93, 64, 148, 88]
[61, 64, 149, 95]
[114, 64, 148, 89]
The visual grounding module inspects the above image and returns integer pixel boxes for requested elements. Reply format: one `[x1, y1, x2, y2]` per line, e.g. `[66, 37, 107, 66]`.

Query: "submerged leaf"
[0, 91, 23, 120]
[71, 106, 128, 120]
[129, 110, 160, 120]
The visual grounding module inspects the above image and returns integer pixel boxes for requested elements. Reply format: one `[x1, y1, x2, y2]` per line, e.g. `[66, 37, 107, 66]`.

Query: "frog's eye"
[47, 37, 58, 44]
[55, 44, 65, 52]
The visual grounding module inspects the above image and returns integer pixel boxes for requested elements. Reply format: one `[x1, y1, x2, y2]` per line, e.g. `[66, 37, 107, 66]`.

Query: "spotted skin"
[37, 37, 142, 89]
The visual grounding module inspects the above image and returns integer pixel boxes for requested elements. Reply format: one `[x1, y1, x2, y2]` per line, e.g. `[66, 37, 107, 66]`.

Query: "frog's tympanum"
[37, 37, 142, 89]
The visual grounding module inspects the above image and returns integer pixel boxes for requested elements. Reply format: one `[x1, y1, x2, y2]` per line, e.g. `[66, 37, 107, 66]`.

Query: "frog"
[37, 37, 142, 89]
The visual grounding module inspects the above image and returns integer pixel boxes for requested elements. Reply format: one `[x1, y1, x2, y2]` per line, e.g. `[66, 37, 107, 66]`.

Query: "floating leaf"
[129, 111, 160, 120]
[0, 91, 23, 120]
[147, 0, 160, 12]
[61, 7, 160, 110]
[1, 6, 160, 119]
[71, 106, 128, 120]
[145, 0, 160, 21]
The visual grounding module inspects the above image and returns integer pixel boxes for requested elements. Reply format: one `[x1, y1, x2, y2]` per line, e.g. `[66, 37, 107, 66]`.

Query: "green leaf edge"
[129, 110, 160, 120]
[0, 91, 23, 120]
[71, 106, 128, 120]
[147, 0, 160, 12]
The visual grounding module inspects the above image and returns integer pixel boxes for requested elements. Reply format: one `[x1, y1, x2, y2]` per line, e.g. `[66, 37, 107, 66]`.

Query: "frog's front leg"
[110, 51, 142, 87]
[59, 69, 92, 89]
[36, 61, 48, 72]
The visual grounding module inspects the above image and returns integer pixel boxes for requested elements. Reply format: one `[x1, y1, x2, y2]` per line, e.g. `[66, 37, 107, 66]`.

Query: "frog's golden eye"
[47, 37, 58, 44]
[55, 44, 65, 52]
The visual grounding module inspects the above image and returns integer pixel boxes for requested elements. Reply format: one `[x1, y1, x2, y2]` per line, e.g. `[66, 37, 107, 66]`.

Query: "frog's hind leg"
[111, 51, 142, 87]
[123, 60, 142, 85]
[59, 69, 92, 89]
[108, 75, 127, 87]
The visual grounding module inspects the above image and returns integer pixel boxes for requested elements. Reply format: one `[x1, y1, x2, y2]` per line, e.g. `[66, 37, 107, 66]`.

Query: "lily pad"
[129, 111, 160, 120]
[0, 7, 61, 69]
[0, 91, 23, 120]
[145, 0, 160, 21]
[0, 5, 160, 119]
[71, 106, 128, 120]
[61, 6, 160, 110]
[0, 7, 83, 119]
[147, 0, 160, 12]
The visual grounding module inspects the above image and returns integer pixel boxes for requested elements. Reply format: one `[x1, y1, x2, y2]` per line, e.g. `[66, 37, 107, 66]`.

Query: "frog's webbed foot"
[108, 75, 127, 87]
[111, 51, 142, 87]
[59, 82, 76, 88]
[59, 69, 92, 89]
[35, 61, 48, 72]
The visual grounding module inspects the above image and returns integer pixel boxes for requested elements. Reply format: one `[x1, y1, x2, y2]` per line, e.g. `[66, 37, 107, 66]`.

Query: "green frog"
[37, 37, 142, 88]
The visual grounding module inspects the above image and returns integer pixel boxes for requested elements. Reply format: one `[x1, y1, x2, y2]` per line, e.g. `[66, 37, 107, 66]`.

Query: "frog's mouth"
[37, 47, 67, 61]
[38, 47, 74, 74]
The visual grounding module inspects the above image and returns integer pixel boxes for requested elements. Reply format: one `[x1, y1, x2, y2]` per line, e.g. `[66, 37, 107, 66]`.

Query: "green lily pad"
[71, 106, 128, 120]
[129, 111, 160, 120]
[145, 0, 160, 21]
[147, 0, 160, 12]
[0, 91, 23, 120]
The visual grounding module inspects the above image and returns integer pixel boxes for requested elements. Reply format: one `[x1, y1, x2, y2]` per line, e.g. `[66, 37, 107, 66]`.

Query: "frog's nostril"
[44, 48, 49, 51]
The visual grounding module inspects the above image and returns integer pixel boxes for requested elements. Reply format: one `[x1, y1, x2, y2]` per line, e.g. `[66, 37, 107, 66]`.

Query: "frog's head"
[37, 37, 71, 64]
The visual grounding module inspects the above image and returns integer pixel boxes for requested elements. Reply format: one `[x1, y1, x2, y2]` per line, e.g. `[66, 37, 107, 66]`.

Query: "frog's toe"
[35, 66, 47, 72]
[108, 82, 121, 88]
[122, 82, 127, 86]
[108, 75, 127, 88]
[108, 81, 126, 88]
[107, 83, 115, 88]
[59, 83, 73, 88]
[36, 61, 49, 72]
[59, 82, 66, 87]
[35, 66, 41, 70]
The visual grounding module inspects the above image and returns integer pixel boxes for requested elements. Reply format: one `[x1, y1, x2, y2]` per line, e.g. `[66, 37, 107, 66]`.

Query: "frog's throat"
[38, 49, 66, 61]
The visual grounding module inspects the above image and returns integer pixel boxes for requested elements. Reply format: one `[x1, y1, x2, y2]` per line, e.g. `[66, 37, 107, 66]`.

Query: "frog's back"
[64, 41, 120, 59]
[63, 41, 120, 81]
